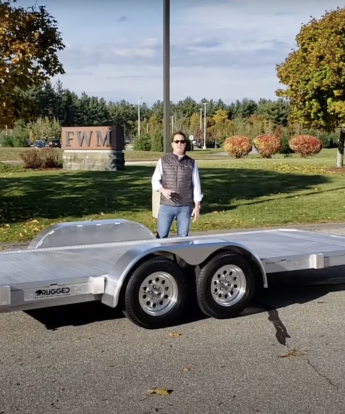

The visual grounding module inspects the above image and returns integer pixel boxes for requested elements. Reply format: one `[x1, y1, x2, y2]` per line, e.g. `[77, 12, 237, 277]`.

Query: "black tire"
[196, 252, 256, 319]
[123, 257, 189, 329]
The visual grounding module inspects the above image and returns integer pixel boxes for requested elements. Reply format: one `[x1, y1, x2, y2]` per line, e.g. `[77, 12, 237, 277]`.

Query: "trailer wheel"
[196, 252, 255, 319]
[123, 257, 189, 329]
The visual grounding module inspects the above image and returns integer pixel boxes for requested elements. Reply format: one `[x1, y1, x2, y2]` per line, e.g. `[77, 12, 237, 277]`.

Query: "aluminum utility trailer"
[1, 218, 345, 329]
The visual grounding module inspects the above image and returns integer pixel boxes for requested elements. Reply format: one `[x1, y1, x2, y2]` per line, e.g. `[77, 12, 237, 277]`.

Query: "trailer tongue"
[1, 219, 345, 329]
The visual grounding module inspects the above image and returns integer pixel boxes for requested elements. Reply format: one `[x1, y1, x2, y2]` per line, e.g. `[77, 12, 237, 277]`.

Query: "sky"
[17, 0, 344, 106]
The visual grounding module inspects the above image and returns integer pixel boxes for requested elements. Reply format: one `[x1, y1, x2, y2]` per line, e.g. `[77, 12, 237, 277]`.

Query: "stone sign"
[61, 125, 125, 171]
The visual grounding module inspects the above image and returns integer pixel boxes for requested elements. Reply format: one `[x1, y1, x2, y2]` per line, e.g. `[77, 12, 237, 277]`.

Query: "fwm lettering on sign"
[65, 130, 111, 147]
[61, 125, 124, 150]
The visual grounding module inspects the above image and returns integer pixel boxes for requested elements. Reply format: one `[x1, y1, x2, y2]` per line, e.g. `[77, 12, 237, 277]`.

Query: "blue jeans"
[157, 205, 193, 238]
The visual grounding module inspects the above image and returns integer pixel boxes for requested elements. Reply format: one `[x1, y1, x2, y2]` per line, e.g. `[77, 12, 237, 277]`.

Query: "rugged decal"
[34, 287, 71, 299]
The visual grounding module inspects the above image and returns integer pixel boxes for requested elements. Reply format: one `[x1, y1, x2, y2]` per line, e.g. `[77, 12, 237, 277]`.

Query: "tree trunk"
[336, 128, 345, 167]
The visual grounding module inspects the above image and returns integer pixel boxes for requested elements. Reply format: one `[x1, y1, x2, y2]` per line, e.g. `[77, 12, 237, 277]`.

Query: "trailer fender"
[28, 219, 155, 249]
[102, 245, 158, 308]
[101, 239, 267, 308]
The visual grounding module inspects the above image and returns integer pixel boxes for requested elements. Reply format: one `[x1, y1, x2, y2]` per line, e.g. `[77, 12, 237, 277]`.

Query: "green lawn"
[0, 146, 232, 162]
[0, 148, 344, 244]
[0, 147, 34, 161]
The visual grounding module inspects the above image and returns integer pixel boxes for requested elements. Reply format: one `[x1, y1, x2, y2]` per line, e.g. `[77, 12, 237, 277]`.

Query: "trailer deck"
[1, 228, 345, 284]
[1, 219, 345, 328]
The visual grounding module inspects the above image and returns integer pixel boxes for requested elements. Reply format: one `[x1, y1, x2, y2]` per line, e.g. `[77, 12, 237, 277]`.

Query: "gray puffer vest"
[160, 152, 194, 207]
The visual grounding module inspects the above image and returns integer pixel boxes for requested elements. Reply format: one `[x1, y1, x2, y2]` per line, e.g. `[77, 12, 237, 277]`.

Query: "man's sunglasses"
[173, 140, 186, 144]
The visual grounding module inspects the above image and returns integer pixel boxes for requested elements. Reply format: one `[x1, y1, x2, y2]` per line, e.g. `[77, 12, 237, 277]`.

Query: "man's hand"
[192, 205, 200, 222]
[160, 188, 173, 199]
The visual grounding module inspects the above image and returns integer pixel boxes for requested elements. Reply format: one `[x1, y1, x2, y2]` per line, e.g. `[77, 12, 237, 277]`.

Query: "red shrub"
[223, 135, 252, 158]
[20, 148, 62, 169]
[20, 149, 41, 169]
[289, 135, 322, 158]
[253, 134, 282, 158]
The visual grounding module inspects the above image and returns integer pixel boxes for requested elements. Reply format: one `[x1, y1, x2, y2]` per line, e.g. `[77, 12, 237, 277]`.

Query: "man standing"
[151, 131, 203, 238]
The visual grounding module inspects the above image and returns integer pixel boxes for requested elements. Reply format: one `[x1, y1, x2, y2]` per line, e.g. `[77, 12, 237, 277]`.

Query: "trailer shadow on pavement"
[25, 267, 345, 332]
[25, 300, 209, 330]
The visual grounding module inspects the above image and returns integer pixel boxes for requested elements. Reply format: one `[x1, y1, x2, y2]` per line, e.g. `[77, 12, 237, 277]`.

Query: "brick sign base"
[63, 150, 125, 171]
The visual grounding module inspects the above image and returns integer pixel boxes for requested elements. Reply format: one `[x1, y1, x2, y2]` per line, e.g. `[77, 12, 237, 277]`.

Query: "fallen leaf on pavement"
[278, 348, 306, 358]
[147, 388, 173, 396]
[168, 332, 182, 337]
[181, 367, 190, 372]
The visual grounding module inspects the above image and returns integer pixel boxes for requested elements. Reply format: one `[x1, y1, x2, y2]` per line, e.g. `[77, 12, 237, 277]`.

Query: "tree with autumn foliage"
[0, 0, 65, 128]
[210, 109, 233, 144]
[276, 7, 345, 166]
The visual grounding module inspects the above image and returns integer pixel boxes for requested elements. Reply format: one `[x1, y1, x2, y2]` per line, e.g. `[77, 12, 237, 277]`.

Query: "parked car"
[48, 139, 61, 148]
[194, 140, 220, 149]
[34, 140, 45, 148]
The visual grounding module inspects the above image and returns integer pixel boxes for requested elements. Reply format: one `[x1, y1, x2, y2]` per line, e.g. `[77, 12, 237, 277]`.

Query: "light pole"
[137, 96, 143, 136]
[171, 115, 174, 133]
[163, 0, 170, 154]
[203, 102, 207, 150]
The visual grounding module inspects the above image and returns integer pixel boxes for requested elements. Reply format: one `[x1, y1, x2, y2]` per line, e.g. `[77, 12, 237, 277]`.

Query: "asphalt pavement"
[2, 223, 345, 413]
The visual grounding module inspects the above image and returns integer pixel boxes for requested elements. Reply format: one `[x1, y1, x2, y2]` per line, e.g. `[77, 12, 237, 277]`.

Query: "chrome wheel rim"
[139, 272, 178, 316]
[211, 264, 246, 306]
